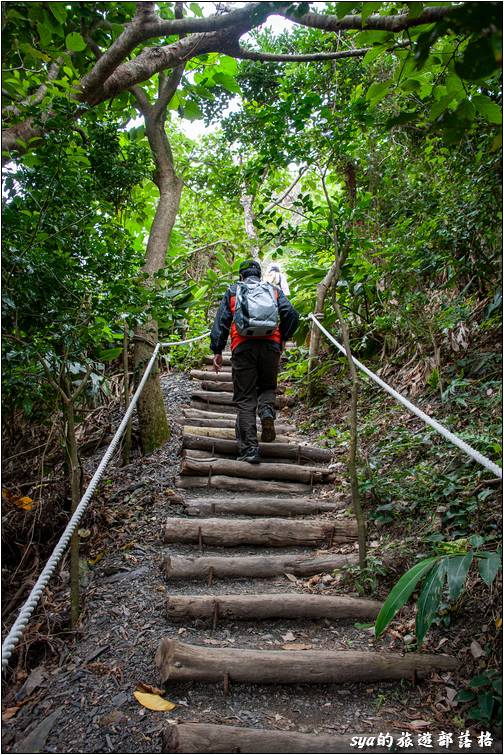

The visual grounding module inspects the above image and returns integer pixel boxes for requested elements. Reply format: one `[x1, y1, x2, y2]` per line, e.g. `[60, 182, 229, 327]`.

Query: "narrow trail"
[2, 349, 495, 754]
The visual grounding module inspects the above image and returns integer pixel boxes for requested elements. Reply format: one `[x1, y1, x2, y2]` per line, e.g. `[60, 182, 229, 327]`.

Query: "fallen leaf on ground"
[2, 707, 20, 721]
[284, 573, 298, 583]
[282, 643, 313, 651]
[136, 682, 164, 696]
[281, 631, 295, 642]
[470, 640, 485, 658]
[15, 496, 35, 511]
[134, 691, 176, 712]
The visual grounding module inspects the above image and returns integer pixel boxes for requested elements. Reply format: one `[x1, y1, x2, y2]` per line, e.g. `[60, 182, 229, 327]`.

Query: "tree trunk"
[62, 394, 81, 628]
[133, 97, 183, 454]
[181, 456, 335, 484]
[155, 638, 457, 685]
[163, 553, 358, 580]
[121, 324, 132, 466]
[182, 434, 332, 462]
[163, 516, 356, 547]
[240, 191, 260, 260]
[165, 593, 382, 622]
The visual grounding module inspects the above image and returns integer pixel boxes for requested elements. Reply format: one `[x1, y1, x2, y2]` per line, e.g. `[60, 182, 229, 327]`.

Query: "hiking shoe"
[237, 448, 261, 464]
[261, 416, 276, 443]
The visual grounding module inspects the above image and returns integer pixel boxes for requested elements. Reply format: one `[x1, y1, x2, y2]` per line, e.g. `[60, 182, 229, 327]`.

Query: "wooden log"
[163, 553, 357, 580]
[191, 391, 294, 409]
[162, 723, 393, 754]
[163, 517, 356, 547]
[191, 399, 236, 414]
[182, 427, 294, 443]
[181, 456, 335, 484]
[183, 408, 236, 421]
[165, 593, 382, 621]
[175, 475, 311, 494]
[155, 638, 457, 685]
[204, 355, 232, 365]
[183, 448, 301, 465]
[200, 381, 234, 392]
[181, 497, 344, 517]
[183, 434, 332, 463]
[190, 370, 232, 382]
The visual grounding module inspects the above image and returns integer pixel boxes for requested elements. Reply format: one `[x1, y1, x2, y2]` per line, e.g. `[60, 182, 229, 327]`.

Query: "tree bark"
[62, 395, 81, 629]
[165, 593, 382, 622]
[240, 191, 260, 260]
[175, 475, 311, 494]
[181, 497, 345, 517]
[181, 456, 335, 484]
[162, 723, 398, 754]
[163, 552, 358, 580]
[121, 323, 132, 465]
[163, 516, 356, 547]
[183, 434, 332, 463]
[155, 638, 457, 684]
[190, 369, 232, 382]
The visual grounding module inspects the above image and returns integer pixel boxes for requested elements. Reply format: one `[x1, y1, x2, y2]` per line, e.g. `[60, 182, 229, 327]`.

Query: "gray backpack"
[234, 281, 279, 337]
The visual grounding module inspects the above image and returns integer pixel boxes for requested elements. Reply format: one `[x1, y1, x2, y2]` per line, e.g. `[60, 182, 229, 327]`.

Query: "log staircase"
[158, 349, 458, 753]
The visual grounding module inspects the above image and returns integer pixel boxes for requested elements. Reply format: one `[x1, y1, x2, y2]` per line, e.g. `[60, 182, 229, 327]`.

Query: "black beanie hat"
[239, 259, 261, 278]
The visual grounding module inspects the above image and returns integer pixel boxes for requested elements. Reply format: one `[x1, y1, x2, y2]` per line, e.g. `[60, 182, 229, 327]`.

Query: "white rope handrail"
[309, 314, 502, 479]
[1, 330, 210, 670]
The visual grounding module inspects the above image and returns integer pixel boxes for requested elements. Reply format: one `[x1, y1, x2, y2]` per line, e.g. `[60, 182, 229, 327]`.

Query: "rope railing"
[309, 314, 502, 479]
[1, 331, 210, 670]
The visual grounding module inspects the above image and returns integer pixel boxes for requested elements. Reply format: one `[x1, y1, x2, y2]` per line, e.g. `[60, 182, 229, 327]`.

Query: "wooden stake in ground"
[155, 638, 457, 684]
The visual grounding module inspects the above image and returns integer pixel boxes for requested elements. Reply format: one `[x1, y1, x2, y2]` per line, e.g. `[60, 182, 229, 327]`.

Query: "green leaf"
[98, 347, 123, 361]
[214, 72, 241, 94]
[216, 55, 238, 76]
[478, 552, 501, 586]
[477, 691, 495, 721]
[37, 22, 52, 47]
[416, 558, 446, 645]
[49, 2, 67, 23]
[366, 80, 391, 105]
[447, 554, 472, 601]
[455, 38, 499, 81]
[374, 556, 439, 638]
[362, 46, 385, 65]
[469, 675, 492, 689]
[361, 3, 381, 24]
[189, 2, 203, 17]
[472, 95, 502, 125]
[65, 32, 87, 52]
[454, 689, 475, 702]
[182, 101, 203, 121]
[406, 2, 424, 19]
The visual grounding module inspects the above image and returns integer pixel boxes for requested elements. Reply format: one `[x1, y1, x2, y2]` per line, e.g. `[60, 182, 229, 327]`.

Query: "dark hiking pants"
[231, 342, 281, 455]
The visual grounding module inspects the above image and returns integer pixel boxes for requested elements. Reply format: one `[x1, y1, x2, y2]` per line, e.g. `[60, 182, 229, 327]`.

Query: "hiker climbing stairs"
[157, 348, 458, 752]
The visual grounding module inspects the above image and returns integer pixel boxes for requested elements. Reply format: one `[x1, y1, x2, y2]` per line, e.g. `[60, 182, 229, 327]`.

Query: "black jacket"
[210, 276, 299, 355]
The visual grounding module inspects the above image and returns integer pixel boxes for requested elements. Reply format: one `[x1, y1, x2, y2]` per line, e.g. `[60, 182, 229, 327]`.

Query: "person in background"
[210, 259, 299, 463]
[265, 262, 290, 296]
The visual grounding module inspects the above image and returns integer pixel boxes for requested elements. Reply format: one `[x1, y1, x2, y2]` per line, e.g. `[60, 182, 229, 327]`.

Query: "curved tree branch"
[235, 46, 373, 62]
[280, 5, 457, 33]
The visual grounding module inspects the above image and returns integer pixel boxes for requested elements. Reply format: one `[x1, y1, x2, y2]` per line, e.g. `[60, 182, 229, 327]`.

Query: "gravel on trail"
[1, 370, 458, 754]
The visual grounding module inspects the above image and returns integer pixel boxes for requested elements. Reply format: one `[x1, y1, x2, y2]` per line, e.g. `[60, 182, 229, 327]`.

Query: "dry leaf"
[15, 496, 34, 511]
[133, 691, 176, 712]
[88, 552, 104, 565]
[2, 706, 20, 721]
[281, 631, 295, 642]
[282, 643, 313, 651]
[470, 640, 485, 658]
[136, 682, 164, 696]
[495, 617, 502, 630]
[284, 573, 298, 583]
[78, 528, 91, 538]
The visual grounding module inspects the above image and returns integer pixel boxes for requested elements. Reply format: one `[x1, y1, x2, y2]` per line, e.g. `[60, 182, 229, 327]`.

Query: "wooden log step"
[183, 434, 332, 463]
[182, 427, 294, 443]
[163, 723, 394, 754]
[181, 497, 343, 517]
[163, 552, 358, 580]
[191, 391, 294, 409]
[190, 399, 236, 415]
[183, 408, 237, 421]
[204, 355, 232, 365]
[184, 449, 302, 466]
[163, 517, 356, 547]
[155, 638, 457, 685]
[181, 456, 335, 484]
[166, 593, 382, 622]
[175, 475, 311, 494]
[200, 381, 234, 392]
[190, 370, 232, 382]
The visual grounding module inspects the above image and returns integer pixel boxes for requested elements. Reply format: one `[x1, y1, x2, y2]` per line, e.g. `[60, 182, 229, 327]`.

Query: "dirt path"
[1, 361, 495, 754]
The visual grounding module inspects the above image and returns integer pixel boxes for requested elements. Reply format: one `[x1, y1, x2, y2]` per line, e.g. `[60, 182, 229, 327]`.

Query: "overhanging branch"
[236, 46, 372, 62]
[280, 5, 457, 33]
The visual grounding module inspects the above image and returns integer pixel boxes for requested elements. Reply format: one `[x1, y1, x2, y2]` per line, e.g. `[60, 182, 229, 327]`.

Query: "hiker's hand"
[213, 354, 223, 373]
